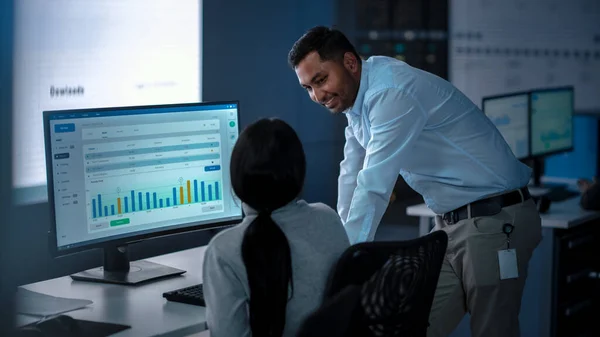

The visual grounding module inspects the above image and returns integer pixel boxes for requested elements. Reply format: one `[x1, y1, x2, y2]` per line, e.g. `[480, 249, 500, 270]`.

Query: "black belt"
[442, 187, 531, 225]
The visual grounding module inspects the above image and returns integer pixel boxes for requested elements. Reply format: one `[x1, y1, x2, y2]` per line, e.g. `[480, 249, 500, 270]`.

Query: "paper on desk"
[15, 315, 41, 328]
[15, 287, 93, 317]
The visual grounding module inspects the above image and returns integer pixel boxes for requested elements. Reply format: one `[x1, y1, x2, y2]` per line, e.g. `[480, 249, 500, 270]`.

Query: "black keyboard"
[163, 284, 205, 306]
[545, 189, 579, 202]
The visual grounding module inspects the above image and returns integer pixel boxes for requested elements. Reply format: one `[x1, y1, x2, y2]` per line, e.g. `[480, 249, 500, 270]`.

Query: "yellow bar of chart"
[117, 197, 122, 214]
[187, 180, 192, 204]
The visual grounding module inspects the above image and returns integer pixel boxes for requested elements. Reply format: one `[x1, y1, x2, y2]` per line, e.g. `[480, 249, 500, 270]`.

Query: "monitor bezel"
[528, 86, 575, 158]
[43, 100, 243, 258]
[481, 90, 532, 160]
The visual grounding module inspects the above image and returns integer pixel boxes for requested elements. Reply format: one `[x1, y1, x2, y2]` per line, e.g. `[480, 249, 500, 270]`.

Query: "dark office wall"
[12, 0, 345, 286]
[202, 0, 345, 204]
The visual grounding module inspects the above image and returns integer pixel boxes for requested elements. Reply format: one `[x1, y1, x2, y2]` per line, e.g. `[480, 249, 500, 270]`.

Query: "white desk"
[17, 246, 208, 337]
[407, 196, 600, 237]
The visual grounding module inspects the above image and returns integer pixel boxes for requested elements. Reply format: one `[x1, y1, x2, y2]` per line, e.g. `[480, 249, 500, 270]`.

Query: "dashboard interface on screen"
[46, 103, 240, 251]
[483, 94, 530, 159]
[530, 89, 574, 156]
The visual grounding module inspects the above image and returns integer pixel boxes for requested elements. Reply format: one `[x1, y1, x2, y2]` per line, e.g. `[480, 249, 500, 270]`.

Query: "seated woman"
[202, 118, 350, 337]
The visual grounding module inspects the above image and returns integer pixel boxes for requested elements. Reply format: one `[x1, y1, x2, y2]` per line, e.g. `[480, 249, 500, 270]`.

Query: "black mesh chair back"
[297, 230, 448, 337]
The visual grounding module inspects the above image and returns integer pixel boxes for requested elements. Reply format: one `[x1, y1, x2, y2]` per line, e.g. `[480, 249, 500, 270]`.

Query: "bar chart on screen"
[90, 178, 223, 218]
[85, 170, 225, 233]
[83, 127, 226, 232]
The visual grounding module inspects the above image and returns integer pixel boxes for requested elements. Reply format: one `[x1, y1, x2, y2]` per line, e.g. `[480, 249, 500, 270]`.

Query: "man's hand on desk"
[577, 177, 597, 193]
[578, 177, 600, 211]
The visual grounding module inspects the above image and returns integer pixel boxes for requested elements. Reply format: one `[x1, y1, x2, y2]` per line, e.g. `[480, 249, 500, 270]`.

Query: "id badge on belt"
[498, 223, 518, 280]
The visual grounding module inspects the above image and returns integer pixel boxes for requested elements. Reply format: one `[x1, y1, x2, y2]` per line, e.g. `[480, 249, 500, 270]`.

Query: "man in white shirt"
[288, 26, 542, 337]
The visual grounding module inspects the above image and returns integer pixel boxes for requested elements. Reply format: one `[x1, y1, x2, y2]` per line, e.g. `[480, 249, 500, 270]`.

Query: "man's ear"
[343, 52, 359, 73]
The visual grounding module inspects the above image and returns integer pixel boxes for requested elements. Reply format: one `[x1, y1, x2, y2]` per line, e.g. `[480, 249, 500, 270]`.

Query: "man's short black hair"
[288, 26, 361, 68]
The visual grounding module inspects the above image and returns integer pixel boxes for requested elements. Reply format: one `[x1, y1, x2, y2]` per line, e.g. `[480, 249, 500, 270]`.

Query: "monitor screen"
[530, 88, 574, 157]
[45, 102, 242, 253]
[482, 93, 530, 159]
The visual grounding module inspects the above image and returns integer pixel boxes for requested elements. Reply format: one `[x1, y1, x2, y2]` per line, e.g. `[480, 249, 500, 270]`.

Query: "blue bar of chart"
[98, 194, 103, 217]
[90, 179, 223, 218]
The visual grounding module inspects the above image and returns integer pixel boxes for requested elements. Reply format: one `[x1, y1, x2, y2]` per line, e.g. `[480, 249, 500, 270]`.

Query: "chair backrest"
[307, 230, 448, 337]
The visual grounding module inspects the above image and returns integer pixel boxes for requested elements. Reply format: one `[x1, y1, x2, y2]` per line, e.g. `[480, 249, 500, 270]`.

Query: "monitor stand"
[70, 245, 186, 285]
[528, 157, 568, 190]
[525, 157, 573, 199]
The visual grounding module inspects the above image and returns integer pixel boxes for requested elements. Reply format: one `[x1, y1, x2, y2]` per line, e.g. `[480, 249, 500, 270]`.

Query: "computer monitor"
[529, 86, 574, 186]
[530, 87, 574, 156]
[482, 92, 530, 160]
[44, 101, 243, 285]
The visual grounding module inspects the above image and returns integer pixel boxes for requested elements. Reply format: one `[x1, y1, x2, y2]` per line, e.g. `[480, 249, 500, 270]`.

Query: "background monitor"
[530, 87, 574, 157]
[482, 92, 530, 159]
[44, 101, 242, 285]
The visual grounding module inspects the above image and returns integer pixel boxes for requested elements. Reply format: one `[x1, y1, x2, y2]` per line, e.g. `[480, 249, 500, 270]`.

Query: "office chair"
[297, 230, 448, 337]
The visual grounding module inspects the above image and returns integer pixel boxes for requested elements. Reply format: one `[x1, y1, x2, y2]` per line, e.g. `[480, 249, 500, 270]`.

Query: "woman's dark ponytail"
[242, 212, 293, 337]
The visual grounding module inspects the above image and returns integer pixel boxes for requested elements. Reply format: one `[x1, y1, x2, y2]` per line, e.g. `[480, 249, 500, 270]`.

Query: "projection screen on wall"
[13, 0, 202, 204]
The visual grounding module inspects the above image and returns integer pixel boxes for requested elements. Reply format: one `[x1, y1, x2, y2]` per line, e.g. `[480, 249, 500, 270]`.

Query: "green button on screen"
[110, 218, 130, 227]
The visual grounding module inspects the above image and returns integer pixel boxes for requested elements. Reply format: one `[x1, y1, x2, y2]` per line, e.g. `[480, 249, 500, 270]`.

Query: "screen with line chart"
[45, 102, 242, 251]
[482, 93, 529, 159]
[530, 88, 574, 157]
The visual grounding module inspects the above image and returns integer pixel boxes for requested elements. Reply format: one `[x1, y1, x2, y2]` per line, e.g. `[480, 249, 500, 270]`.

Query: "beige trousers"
[427, 198, 542, 337]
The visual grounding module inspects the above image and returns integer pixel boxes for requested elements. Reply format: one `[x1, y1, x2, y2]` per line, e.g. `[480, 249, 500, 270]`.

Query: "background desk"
[406, 196, 600, 337]
[407, 196, 600, 236]
[17, 246, 208, 337]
